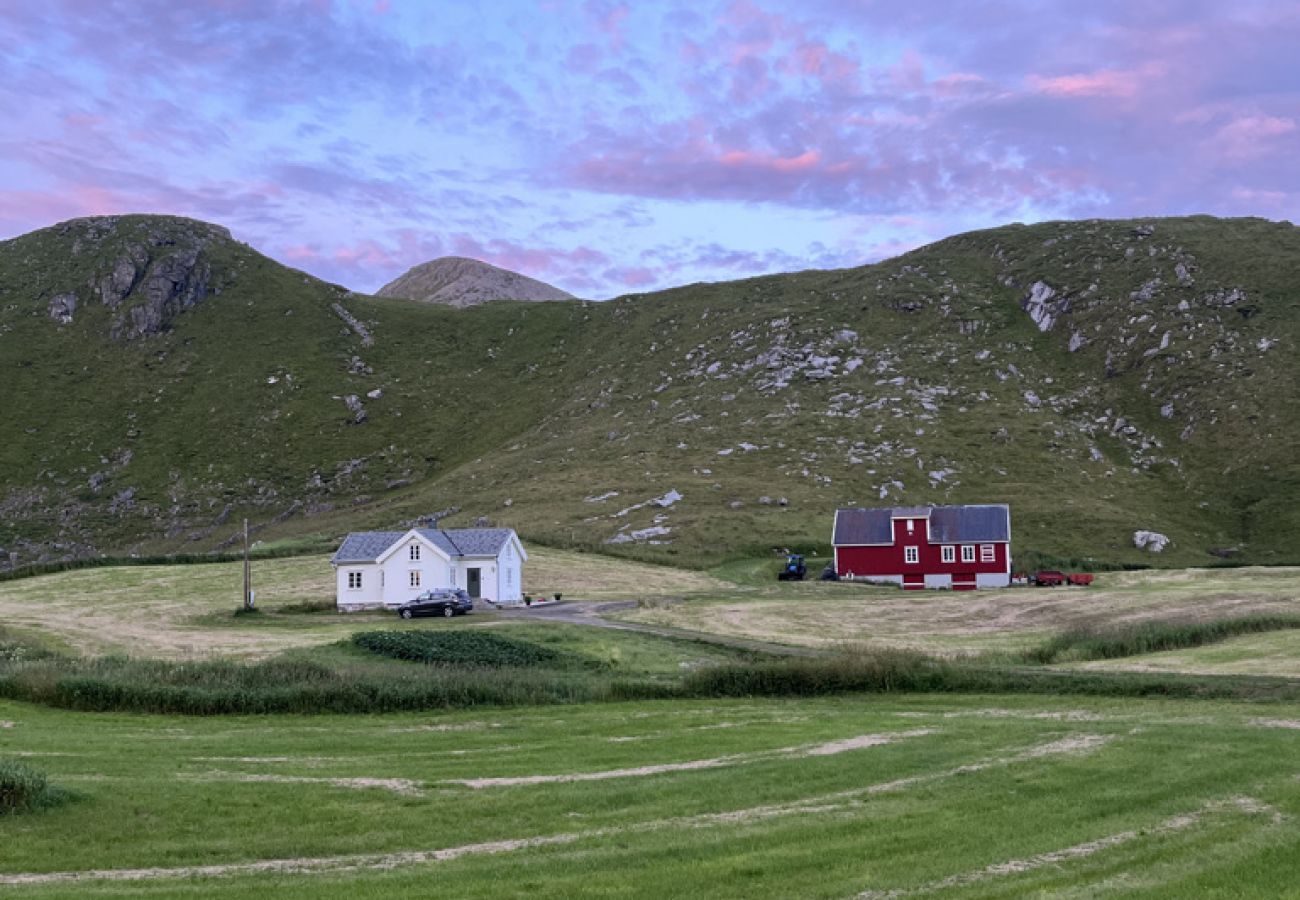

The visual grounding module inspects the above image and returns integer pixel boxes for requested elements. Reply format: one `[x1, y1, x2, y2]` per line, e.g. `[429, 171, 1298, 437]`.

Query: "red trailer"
[1067, 573, 1094, 586]
[1032, 570, 1066, 586]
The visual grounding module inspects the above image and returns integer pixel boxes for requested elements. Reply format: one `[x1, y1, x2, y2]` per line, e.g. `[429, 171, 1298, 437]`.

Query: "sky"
[1, 1, 1297, 299]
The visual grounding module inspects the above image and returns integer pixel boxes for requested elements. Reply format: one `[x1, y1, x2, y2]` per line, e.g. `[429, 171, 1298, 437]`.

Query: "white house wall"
[380, 545, 456, 607]
[335, 564, 383, 610]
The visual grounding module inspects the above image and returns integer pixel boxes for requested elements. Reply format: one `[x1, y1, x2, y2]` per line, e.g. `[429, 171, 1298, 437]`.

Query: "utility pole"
[242, 518, 253, 610]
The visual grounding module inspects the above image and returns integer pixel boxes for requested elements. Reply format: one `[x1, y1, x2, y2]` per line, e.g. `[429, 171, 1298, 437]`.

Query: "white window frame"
[409, 570, 421, 588]
[904, 546, 919, 564]
[941, 545, 955, 564]
[347, 571, 362, 590]
[961, 545, 976, 563]
[409, 544, 420, 561]
[980, 544, 996, 562]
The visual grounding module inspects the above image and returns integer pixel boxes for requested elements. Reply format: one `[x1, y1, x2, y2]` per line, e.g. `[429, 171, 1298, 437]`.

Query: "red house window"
[980, 544, 996, 562]
[961, 545, 975, 563]
[941, 546, 955, 563]
[905, 546, 919, 564]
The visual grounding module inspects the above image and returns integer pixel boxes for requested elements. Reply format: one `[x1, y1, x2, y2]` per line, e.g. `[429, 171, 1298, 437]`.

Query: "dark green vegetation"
[1020, 614, 1300, 665]
[3, 214, 1299, 569]
[0, 535, 335, 584]
[351, 629, 586, 668]
[0, 623, 768, 714]
[1, 613, 1297, 716]
[1, 693, 1298, 896]
[0, 759, 71, 815]
[684, 646, 1300, 703]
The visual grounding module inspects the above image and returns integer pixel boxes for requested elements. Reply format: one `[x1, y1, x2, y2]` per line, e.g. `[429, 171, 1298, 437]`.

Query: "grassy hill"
[1, 213, 1297, 568]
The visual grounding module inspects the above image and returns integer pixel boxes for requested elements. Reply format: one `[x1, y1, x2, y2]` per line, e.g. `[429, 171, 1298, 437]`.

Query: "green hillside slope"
[1, 214, 1296, 569]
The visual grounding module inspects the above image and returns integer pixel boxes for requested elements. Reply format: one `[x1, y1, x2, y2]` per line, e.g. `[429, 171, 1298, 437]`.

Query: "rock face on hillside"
[376, 257, 573, 308]
[26, 216, 228, 340]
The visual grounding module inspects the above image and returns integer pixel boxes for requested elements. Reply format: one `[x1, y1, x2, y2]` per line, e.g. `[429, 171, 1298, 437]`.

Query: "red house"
[832, 505, 1011, 590]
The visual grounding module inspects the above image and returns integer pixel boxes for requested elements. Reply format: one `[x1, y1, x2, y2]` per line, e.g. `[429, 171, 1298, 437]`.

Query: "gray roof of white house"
[833, 505, 1010, 545]
[440, 528, 516, 556]
[332, 527, 517, 564]
[332, 531, 406, 564]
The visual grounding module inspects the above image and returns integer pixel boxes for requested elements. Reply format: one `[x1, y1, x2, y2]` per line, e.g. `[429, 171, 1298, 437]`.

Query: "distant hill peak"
[376, 256, 574, 308]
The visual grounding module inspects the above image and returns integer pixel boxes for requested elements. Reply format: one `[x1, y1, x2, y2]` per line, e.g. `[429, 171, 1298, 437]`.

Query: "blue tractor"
[777, 553, 807, 581]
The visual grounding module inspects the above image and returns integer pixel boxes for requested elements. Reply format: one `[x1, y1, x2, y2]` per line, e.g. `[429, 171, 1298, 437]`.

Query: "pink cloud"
[1027, 69, 1143, 99]
[718, 148, 821, 173]
[1213, 115, 1297, 159]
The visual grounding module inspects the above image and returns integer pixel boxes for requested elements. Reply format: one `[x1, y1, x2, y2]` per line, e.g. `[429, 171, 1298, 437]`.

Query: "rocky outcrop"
[343, 394, 367, 424]
[98, 246, 147, 308]
[1133, 530, 1170, 553]
[332, 303, 374, 346]
[1022, 280, 1069, 332]
[377, 256, 573, 308]
[110, 249, 212, 339]
[47, 293, 76, 324]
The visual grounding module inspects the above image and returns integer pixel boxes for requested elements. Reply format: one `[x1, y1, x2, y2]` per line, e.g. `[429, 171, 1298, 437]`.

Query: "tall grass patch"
[0, 759, 72, 814]
[1020, 614, 1300, 664]
[351, 630, 592, 668]
[681, 645, 1300, 702]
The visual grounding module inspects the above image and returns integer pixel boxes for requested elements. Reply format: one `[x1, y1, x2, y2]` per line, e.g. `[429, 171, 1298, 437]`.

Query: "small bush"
[352, 630, 584, 668]
[275, 599, 337, 615]
[0, 759, 71, 814]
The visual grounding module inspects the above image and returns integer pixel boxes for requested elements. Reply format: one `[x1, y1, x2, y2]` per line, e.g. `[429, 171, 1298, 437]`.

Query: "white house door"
[466, 568, 481, 599]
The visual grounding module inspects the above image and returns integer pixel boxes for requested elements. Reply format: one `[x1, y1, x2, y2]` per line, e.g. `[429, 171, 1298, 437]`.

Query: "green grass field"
[2, 554, 1299, 895]
[1, 693, 1298, 896]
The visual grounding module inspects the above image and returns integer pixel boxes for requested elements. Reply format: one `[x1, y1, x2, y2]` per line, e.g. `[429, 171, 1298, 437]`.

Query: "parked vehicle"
[397, 588, 473, 619]
[1025, 570, 1094, 587]
[777, 554, 807, 581]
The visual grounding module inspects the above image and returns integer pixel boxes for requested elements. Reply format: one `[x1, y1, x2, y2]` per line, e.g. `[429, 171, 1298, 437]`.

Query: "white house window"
[904, 546, 919, 564]
[506, 568, 513, 586]
[347, 571, 362, 590]
[409, 545, 420, 561]
[980, 544, 996, 562]
[961, 545, 976, 563]
[941, 545, 955, 563]
[409, 570, 421, 588]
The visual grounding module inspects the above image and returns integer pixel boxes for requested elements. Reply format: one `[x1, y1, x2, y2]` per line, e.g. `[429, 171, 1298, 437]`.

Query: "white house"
[331, 527, 527, 611]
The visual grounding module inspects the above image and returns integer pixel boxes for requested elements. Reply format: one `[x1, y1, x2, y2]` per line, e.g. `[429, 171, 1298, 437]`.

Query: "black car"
[397, 588, 474, 619]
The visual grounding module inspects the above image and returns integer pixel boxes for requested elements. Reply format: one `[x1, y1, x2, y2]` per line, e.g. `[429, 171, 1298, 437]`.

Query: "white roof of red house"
[834, 505, 1010, 545]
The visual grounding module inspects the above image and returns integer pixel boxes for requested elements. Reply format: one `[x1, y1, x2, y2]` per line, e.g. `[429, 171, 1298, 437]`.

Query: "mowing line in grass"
[855, 794, 1288, 898]
[446, 727, 937, 789]
[180, 771, 425, 796]
[0, 733, 1116, 886]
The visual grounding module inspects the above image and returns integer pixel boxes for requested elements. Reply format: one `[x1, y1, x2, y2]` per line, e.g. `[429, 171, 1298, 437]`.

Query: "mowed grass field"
[0, 549, 729, 658]
[4, 550, 1300, 679]
[0, 693, 1297, 897]
[2, 554, 1300, 895]
[619, 565, 1300, 674]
